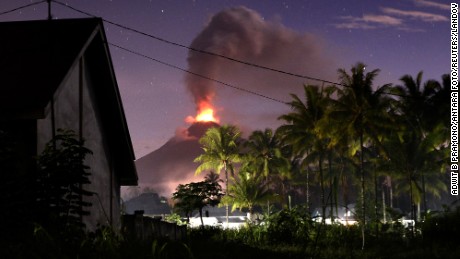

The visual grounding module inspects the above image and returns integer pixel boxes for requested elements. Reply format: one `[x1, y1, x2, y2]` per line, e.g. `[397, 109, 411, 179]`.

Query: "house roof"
[0, 18, 137, 185]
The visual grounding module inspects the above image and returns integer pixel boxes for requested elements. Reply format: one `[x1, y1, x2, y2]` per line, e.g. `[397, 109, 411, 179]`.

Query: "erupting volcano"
[133, 6, 336, 196]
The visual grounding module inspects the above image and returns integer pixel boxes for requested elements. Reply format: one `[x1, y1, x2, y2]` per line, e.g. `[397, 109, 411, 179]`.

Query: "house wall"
[37, 56, 121, 231]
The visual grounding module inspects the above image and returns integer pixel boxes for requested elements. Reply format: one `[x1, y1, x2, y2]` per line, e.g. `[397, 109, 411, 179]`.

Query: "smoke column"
[186, 6, 334, 112]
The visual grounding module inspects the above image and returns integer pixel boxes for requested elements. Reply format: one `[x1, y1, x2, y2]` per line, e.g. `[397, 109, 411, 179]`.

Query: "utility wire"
[52, 0, 408, 99]
[109, 42, 288, 105]
[0, 1, 414, 100]
[0, 2, 286, 105]
[51, 0, 345, 87]
[0, 1, 47, 16]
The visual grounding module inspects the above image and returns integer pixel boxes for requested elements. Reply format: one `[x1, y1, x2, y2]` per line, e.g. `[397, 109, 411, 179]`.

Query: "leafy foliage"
[164, 213, 188, 226]
[266, 206, 312, 245]
[194, 124, 242, 177]
[222, 171, 277, 216]
[36, 129, 94, 230]
[194, 124, 242, 224]
[173, 177, 224, 226]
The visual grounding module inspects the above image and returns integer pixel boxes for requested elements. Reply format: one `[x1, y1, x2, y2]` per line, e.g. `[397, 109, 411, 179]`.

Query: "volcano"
[135, 121, 219, 196]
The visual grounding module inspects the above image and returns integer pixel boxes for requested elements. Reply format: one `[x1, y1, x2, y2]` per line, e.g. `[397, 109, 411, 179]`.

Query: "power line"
[0, 1, 46, 16]
[51, 0, 409, 100]
[109, 42, 289, 105]
[51, 0, 345, 87]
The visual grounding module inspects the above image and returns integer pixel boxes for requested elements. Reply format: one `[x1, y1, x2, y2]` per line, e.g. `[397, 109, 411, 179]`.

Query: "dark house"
[124, 192, 171, 216]
[0, 18, 137, 230]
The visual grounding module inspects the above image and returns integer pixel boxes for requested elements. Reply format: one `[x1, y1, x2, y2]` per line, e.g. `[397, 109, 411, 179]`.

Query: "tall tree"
[279, 84, 335, 219]
[194, 125, 242, 225]
[244, 128, 290, 210]
[392, 72, 449, 218]
[330, 63, 392, 249]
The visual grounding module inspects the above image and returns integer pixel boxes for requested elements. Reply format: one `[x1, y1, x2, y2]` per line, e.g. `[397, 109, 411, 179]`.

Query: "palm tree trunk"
[417, 202, 421, 221]
[328, 153, 334, 223]
[338, 158, 345, 223]
[422, 174, 427, 219]
[389, 177, 393, 209]
[341, 159, 349, 224]
[360, 130, 365, 250]
[329, 182, 334, 222]
[382, 184, 386, 223]
[266, 175, 270, 216]
[224, 163, 229, 226]
[319, 154, 325, 222]
[306, 166, 310, 212]
[374, 168, 379, 237]
[409, 170, 414, 238]
[199, 208, 204, 227]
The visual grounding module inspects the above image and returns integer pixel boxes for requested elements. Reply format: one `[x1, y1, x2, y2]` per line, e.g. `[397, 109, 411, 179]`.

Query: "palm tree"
[278, 84, 335, 219]
[244, 128, 290, 211]
[222, 171, 277, 221]
[194, 124, 242, 225]
[393, 72, 449, 217]
[384, 124, 447, 223]
[393, 72, 436, 132]
[244, 129, 290, 180]
[204, 171, 223, 185]
[330, 62, 393, 249]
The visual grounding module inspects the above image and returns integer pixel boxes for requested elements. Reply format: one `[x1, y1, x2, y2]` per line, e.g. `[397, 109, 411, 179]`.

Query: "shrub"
[266, 206, 312, 245]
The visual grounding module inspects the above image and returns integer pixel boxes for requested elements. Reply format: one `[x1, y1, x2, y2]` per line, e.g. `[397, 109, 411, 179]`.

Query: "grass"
[2, 207, 460, 258]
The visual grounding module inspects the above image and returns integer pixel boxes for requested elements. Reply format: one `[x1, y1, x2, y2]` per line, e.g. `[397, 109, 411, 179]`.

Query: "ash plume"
[186, 6, 336, 110]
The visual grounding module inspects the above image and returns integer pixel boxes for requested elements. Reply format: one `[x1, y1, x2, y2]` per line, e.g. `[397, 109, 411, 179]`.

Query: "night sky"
[0, 0, 450, 159]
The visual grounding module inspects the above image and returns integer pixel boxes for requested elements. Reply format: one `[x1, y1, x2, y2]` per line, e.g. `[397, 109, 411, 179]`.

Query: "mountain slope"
[135, 121, 219, 195]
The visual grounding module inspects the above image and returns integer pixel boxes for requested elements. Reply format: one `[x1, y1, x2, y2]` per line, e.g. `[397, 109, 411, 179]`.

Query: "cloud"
[335, 14, 402, 29]
[334, 21, 376, 30]
[362, 14, 403, 25]
[334, 3, 448, 31]
[381, 7, 448, 22]
[413, 0, 450, 11]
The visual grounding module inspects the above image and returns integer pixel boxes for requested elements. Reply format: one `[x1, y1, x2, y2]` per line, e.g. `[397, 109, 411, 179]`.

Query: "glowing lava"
[186, 103, 219, 123]
[196, 108, 217, 122]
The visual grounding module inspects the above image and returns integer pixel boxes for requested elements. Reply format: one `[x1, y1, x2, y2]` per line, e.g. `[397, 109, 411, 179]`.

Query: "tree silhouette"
[331, 63, 392, 249]
[392, 72, 450, 217]
[243, 128, 290, 211]
[194, 124, 242, 225]
[279, 84, 335, 219]
[173, 179, 224, 226]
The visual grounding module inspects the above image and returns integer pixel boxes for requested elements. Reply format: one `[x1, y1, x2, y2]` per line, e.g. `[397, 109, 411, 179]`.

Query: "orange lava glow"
[186, 103, 219, 123]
